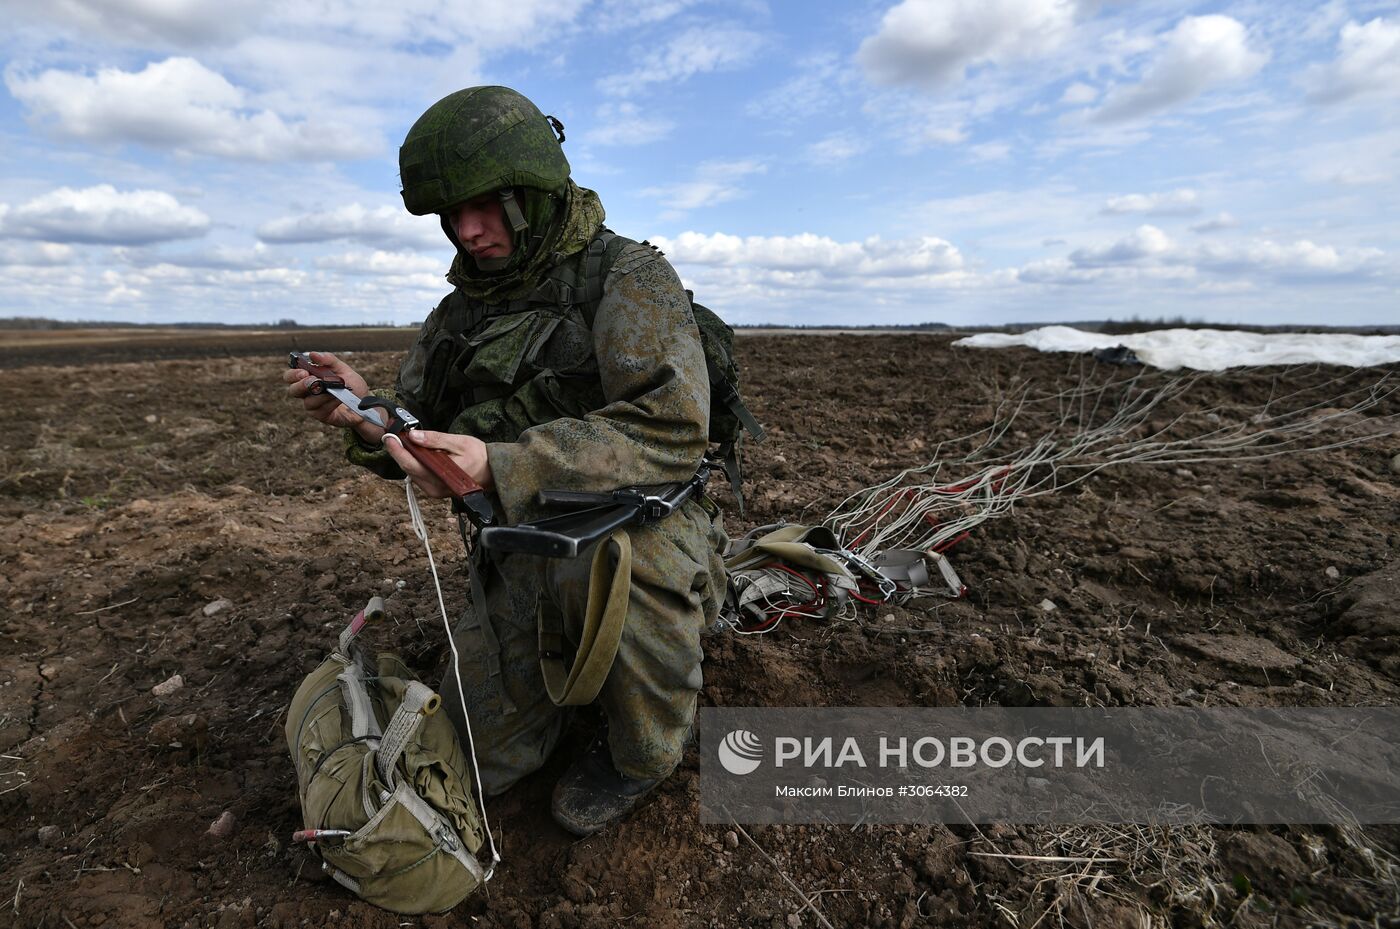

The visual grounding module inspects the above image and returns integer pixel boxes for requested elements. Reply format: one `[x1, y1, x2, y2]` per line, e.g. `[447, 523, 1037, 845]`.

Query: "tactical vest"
[409, 230, 762, 506]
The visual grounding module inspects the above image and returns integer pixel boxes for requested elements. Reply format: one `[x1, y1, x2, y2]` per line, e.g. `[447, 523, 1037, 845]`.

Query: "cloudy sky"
[2, 0, 1397, 326]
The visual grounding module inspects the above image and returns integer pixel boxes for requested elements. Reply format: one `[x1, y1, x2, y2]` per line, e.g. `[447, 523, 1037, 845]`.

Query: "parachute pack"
[285, 598, 489, 914]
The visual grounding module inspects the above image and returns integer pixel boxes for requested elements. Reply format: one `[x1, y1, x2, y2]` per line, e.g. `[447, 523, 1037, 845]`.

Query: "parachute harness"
[716, 522, 967, 636]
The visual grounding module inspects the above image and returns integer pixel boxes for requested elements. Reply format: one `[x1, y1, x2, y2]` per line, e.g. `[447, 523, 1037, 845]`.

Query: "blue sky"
[1, 0, 1396, 326]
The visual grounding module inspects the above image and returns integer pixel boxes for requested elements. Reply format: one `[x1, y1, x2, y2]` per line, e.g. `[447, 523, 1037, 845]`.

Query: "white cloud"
[0, 185, 209, 245]
[0, 241, 74, 266]
[650, 232, 1001, 319]
[117, 242, 280, 270]
[315, 250, 444, 277]
[1193, 238, 1385, 278]
[266, 0, 586, 50]
[606, 26, 764, 95]
[1016, 257, 1193, 286]
[653, 231, 965, 278]
[923, 124, 970, 145]
[102, 264, 309, 302]
[969, 141, 1012, 162]
[805, 132, 869, 165]
[1025, 225, 1387, 285]
[593, 0, 705, 31]
[642, 160, 767, 213]
[916, 185, 1096, 246]
[745, 53, 851, 124]
[1304, 17, 1400, 105]
[11, 0, 268, 46]
[1288, 127, 1400, 188]
[1190, 212, 1237, 234]
[1100, 188, 1200, 216]
[6, 57, 378, 161]
[1091, 16, 1268, 124]
[857, 0, 1077, 89]
[257, 204, 445, 250]
[1068, 224, 1173, 266]
[583, 102, 674, 147]
[1060, 81, 1097, 105]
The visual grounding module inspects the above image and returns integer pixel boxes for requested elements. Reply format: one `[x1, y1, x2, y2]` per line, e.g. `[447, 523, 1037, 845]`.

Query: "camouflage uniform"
[346, 181, 728, 793]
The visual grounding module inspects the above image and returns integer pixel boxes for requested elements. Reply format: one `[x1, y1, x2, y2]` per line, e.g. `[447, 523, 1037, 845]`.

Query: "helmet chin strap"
[500, 188, 529, 233]
[470, 188, 531, 273]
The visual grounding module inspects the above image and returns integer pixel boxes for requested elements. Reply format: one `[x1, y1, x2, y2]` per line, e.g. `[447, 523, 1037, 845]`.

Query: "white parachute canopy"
[954, 326, 1400, 371]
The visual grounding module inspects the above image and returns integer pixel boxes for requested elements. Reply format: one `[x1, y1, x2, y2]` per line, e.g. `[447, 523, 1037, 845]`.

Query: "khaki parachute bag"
[285, 597, 487, 914]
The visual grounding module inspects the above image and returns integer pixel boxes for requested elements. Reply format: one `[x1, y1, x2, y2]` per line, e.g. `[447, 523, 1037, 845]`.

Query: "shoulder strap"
[582, 230, 614, 307]
[579, 230, 636, 326]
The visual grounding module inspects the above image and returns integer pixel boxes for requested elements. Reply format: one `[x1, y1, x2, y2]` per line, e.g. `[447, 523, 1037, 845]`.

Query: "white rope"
[823, 368, 1400, 560]
[404, 478, 500, 879]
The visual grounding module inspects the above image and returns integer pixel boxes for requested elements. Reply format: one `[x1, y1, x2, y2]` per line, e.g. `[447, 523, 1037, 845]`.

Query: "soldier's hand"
[282, 351, 384, 442]
[384, 429, 495, 498]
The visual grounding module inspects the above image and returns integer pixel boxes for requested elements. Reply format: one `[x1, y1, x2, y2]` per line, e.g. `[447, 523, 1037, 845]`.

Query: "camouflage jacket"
[346, 236, 711, 525]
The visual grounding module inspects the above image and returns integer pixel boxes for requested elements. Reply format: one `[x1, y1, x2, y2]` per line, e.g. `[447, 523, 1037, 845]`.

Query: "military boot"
[551, 729, 668, 836]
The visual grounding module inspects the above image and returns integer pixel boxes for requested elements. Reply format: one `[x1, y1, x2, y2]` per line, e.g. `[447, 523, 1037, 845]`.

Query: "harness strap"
[538, 530, 631, 706]
[392, 781, 487, 884]
[715, 379, 765, 443]
[337, 597, 385, 656]
[718, 441, 745, 518]
[868, 550, 932, 588]
[335, 656, 384, 742]
[581, 232, 612, 306]
[374, 681, 437, 787]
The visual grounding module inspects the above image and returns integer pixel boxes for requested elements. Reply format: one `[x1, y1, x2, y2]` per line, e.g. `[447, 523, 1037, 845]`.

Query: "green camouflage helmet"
[398, 86, 570, 217]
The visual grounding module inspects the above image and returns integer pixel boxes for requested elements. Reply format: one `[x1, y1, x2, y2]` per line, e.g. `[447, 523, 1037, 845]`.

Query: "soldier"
[284, 86, 728, 836]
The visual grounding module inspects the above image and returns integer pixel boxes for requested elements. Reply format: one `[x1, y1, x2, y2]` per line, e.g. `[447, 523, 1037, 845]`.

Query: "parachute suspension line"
[727, 367, 1399, 635]
[404, 479, 501, 879]
[823, 367, 1400, 560]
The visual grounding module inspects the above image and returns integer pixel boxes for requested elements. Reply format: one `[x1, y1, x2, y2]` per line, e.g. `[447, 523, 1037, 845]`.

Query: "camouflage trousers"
[439, 498, 727, 794]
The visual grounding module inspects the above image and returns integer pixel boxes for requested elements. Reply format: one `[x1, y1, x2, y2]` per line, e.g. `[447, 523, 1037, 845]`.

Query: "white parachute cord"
[404, 478, 500, 879]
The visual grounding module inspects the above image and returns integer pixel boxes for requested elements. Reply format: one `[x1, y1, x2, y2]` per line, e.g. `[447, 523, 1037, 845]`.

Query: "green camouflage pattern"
[345, 208, 728, 784]
[445, 181, 606, 305]
[399, 86, 570, 216]
[440, 501, 725, 790]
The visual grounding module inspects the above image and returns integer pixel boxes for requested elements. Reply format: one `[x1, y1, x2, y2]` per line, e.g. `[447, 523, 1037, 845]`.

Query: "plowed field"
[2, 330, 1398, 928]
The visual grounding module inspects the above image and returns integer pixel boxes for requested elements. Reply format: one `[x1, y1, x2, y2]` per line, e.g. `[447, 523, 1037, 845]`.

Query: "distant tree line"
[0, 317, 416, 330]
[3, 316, 1395, 335]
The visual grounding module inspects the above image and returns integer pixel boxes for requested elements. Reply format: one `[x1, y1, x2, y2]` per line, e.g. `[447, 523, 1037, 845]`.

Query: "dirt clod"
[152, 673, 185, 696]
[148, 712, 209, 751]
[208, 811, 238, 839]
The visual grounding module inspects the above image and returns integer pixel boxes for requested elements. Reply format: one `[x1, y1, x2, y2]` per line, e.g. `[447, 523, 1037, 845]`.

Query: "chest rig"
[414, 232, 639, 443]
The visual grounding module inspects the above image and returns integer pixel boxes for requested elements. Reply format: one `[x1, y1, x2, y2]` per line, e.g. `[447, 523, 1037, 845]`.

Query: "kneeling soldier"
[285, 86, 728, 835]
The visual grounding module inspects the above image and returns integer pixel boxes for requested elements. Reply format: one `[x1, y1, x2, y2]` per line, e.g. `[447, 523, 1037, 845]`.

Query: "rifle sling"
[538, 530, 632, 707]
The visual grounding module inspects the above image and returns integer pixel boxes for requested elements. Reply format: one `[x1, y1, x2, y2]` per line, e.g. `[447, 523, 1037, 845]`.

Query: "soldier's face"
[447, 192, 513, 260]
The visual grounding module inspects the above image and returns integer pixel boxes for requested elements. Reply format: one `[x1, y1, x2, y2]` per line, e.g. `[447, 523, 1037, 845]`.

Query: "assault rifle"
[289, 352, 497, 528]
[479, 459, 715, 558]
[293, 351, 713, 558]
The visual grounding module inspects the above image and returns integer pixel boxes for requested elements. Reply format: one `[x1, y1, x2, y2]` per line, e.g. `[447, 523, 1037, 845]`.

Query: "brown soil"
[0, 327, 418, 369]
[1, 333, 1398, 929]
